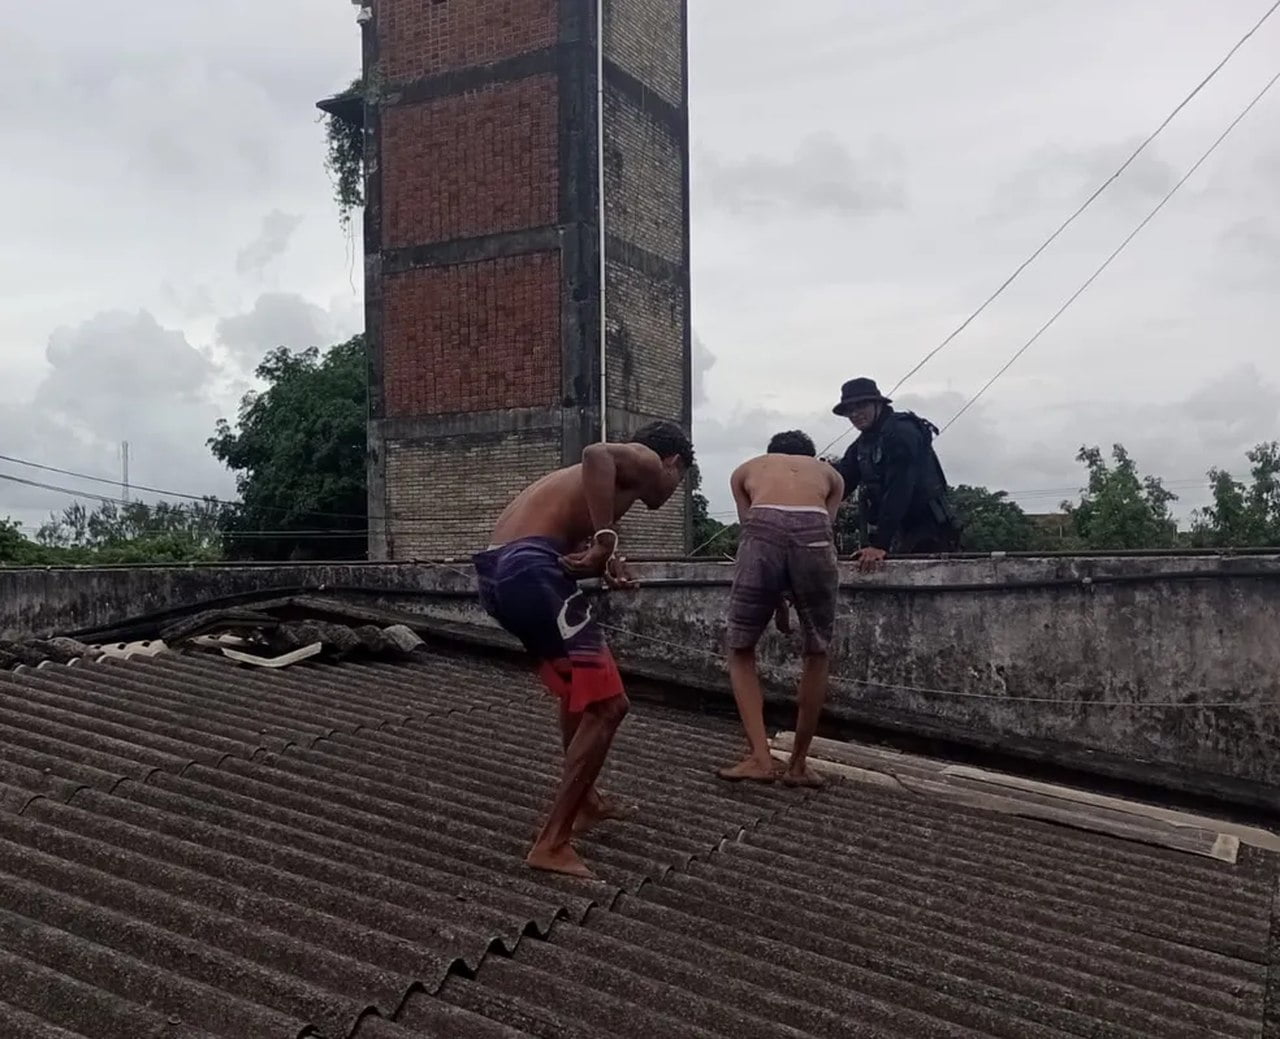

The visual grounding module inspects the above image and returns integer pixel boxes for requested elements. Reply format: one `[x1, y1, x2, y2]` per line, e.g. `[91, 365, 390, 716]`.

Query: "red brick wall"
[378, 0, 559, 82]
[382, 253, 562, 417]
[382, 77, 559, 249]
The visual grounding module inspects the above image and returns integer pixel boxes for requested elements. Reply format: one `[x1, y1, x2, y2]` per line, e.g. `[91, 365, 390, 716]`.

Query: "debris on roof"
[0, 638, 85, 670]
[159, 602, 426, 668]
[0, 636, 164, 672]
[0, 639, 1275, 1038]
[771, 731, 1280, 862]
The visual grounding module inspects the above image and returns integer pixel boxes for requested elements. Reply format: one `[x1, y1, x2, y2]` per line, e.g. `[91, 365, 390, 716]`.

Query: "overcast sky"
[1, 1, 1277, 534]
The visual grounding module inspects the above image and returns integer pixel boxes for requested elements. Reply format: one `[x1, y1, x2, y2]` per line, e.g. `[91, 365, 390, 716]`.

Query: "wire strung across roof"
[818, 0, 1280, 458]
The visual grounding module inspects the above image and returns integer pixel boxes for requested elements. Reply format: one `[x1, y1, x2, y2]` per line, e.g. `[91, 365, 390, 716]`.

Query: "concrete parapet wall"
[3, 553, 1278, 805]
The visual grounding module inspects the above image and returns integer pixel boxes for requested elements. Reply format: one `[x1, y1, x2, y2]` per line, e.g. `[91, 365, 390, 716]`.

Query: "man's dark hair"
[631, 420, 695, 468]
[767, 430, 816, 457]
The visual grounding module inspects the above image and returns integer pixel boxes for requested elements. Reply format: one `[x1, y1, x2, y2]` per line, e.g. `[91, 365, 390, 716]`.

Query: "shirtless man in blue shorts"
[473, 421, 694, 878]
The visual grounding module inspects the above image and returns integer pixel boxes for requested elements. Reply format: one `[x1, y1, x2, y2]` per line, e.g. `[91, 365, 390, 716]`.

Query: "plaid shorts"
[726, 507, 839, 654]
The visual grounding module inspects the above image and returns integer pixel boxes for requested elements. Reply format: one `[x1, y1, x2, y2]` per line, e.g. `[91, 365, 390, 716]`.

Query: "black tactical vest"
[854, 411, 948, 518]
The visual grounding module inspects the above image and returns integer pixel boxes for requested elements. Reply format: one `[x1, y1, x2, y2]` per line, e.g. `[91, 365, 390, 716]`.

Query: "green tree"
[689, 465, 739, 557]
[1191, 442, 1280, 547]
[209, 336, 368, 560]
[831, 501, 863, 554]
[0, 518, 47, 564]
[35, 500, 224, 563]
[948, 484, 1036, 552]
[1063, 444, 1179, 550]
[816, 455, 863, 553]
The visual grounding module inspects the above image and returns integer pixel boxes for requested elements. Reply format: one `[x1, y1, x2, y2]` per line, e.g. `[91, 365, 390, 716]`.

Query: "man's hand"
[561, 531, 634, 585]
[560, 540, 614, 579]
[774, 596, 793, 634]
[603, 553, 636, 590]
[853, 546, 887, 573]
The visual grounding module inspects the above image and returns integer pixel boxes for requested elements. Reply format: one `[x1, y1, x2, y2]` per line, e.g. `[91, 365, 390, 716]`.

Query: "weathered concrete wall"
[600, 555, 1280, 807]
[0, 563, 465, 640]
[4, 554, 1279, 806]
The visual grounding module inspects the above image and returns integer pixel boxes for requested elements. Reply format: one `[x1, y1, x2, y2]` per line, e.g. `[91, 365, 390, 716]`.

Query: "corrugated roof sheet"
[0, 642, 1275, 1038]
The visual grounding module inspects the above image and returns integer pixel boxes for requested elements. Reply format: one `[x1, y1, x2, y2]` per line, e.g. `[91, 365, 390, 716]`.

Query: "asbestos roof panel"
[0, 646, 816, 1037]
[0, 642, 1274, 1038]
[440, 780, 1273, 1038]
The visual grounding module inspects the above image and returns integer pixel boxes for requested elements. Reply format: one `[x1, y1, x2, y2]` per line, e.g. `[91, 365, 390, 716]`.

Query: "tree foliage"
[948, 484, 1036, 553]
[0, 500, 224, 566]
[1191, 441, 1280, 547]
[324, 77, 364, 229]
[209, 336, 368, 560]
[1062, 445, 1178, 550]
[689, 465, 739, 557]
[0, 519, 47, 565]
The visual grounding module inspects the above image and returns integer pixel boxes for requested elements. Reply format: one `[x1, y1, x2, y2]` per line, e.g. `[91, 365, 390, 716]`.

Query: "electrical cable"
[817, 0, 1280, 458]
[0, 471, 358, 539]
[942, 65, 1280, 435]
[889, 0, 1280, 398]
[0, 453, 367, 522]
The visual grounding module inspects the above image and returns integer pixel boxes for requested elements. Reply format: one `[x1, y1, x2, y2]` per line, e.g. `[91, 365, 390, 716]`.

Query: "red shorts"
[474, 537, 625, 714]
[536, 650, 625, 714]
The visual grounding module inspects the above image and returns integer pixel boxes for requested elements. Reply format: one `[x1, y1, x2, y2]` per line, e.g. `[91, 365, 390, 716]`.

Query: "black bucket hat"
[833, 377, 891, 416]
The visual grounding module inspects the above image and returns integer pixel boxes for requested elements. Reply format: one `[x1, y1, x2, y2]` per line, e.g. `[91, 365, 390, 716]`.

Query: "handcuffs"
[592, 528, 619, 559]
[593, 528, 626, 580]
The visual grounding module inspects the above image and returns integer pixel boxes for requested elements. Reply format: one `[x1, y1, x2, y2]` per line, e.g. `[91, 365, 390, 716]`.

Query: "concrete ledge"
[4, 554, 1279, 806]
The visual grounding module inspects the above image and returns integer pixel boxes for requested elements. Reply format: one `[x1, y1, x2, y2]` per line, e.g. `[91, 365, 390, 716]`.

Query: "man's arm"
[729, 461, 753, 525]
[868, 423, 922, 551]
[580, 442, 662, 535]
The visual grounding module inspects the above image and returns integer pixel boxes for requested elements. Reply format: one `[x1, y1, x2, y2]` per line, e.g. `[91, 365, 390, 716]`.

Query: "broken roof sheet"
[0, 641, 1275, 1038]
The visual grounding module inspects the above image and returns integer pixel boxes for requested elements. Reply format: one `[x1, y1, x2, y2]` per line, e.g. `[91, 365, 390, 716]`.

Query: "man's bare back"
[490, 460, 642, 549]
[489, 432, 691, 598]
[719, 430, 841, 789]
[731, 453, 844, 522]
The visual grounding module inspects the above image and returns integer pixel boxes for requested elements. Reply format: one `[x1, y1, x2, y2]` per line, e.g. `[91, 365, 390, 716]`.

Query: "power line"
[943, 65, 1280, 435]
[0, 452, 367, 523]
[0, 472, 366, 539]
[818, 0, 1280, 459]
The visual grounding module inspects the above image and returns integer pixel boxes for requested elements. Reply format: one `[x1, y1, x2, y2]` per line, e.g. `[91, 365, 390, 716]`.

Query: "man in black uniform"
[831, 377, 960, 571]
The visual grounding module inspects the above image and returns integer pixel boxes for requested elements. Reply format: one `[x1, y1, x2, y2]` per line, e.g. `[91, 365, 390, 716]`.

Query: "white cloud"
[216, 292, 337, 365]
[236, 211, 305, 276]
[0, 310, 236, 530]
[698, 132, 905, 217]
[692, 334, 717, 406]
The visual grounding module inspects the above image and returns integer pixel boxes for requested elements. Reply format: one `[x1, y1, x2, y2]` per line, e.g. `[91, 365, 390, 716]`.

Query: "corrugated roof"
[435, 783, 1274, 1038]
[0, 642, 1275, 1038]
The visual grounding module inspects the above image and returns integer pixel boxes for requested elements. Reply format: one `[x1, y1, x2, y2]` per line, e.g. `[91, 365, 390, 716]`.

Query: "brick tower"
[347, 0, 691, 559]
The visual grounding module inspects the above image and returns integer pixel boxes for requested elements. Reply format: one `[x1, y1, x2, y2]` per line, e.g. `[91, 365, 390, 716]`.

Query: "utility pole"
[121, 441, 130, 503]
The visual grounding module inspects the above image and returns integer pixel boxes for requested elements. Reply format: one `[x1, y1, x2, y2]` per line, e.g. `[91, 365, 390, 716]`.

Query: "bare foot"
[573, 790, 638, 834]
[782, 765, 827, 788]
[525, 842, 595, 879]
[716, 756, 781, 783]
